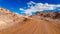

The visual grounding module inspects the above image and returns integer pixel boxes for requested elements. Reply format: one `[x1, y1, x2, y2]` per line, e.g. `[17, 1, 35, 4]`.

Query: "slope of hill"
[0, 8, 26, 30]
[35, 12, 60, 19]
[0, 8, 60, 34]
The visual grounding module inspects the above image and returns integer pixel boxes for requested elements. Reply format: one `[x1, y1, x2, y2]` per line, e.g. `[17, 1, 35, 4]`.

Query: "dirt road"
[0, 17, 60, 34]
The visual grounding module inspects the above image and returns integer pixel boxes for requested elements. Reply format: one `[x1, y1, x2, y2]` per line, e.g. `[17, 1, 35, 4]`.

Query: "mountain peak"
[0, 8, 12, 14]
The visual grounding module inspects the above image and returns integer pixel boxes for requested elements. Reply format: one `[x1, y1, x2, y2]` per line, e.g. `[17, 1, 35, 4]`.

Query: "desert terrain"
[0, 8, 60, 34]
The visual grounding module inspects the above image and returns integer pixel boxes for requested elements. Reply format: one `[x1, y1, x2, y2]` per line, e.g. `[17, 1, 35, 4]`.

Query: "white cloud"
[27, 1, 36, 5]
[19, 1, 60, 15]
[19, 8, 24, 10]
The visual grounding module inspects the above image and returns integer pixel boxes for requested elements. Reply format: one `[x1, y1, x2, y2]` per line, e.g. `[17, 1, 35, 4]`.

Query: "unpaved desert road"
[0, 17, 60, 34]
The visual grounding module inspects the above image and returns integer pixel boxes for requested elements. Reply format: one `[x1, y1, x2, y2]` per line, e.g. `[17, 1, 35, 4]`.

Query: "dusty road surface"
[0, 17, 60, 34]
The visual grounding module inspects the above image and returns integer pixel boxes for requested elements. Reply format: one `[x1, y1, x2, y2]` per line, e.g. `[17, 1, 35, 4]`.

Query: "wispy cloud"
[19, 8, 24, 10]
[19, 1, 60, 15]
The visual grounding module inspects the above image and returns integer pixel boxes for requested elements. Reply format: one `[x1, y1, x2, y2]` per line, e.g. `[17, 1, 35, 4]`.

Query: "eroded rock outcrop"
[35, 12, 60, 19]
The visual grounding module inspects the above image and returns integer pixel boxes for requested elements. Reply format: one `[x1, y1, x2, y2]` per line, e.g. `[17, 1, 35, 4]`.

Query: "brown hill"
[0, 8, 26, 30]
[0, 8, 60, 34]
[35, 12, 60, 19]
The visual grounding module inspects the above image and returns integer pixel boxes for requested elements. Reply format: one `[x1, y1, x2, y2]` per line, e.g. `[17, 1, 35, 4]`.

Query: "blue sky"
[0, 0, 60, 15]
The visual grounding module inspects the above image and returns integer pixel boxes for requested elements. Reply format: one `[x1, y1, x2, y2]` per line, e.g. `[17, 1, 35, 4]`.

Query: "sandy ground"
[0, 17, 60, 34]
